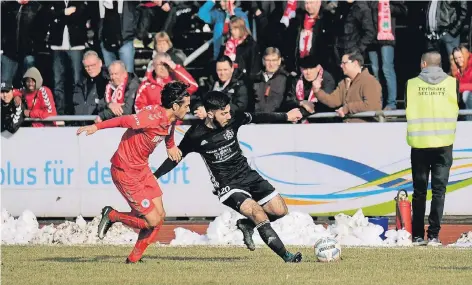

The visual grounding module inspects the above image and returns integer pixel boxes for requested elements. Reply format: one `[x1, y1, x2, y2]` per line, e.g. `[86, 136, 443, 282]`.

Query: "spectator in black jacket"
[1, 82, 24, 134]
[193, 55, 248, 119]
[98, 0, 138, 73]
[95, 60, 139, 122]
[424, 1, 468, 73]
[220, 16, 262, 79]
[283, 0, 326, 74]
[73, 51, 109, 123]
[252, 47, 292, 113]
[332, 0, 375, 81]
[367, 1, 407, 110]
[1, 0, 41, 86]
[45, 1, 89, 115]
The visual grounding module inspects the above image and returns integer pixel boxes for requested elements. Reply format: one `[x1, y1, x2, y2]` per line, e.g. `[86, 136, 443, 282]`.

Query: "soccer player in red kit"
[76, 82, 190, 263]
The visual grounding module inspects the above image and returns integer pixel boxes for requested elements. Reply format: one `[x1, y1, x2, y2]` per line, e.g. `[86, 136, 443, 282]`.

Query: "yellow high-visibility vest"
[406, 76, 458, 148]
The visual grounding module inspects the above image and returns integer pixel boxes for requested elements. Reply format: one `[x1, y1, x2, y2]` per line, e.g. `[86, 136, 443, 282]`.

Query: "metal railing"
[24, 110, 472, 123]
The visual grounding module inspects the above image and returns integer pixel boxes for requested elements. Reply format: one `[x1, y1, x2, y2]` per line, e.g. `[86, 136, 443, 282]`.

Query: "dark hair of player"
[161, 81, 190, 109]
[203, 91, 231, 112]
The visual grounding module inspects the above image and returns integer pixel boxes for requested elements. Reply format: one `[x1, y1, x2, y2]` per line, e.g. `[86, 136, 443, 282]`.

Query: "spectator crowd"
[2, 0, 472, 133]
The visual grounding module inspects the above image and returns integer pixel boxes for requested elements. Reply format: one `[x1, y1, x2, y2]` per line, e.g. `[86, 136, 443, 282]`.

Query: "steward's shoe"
[125, 258, 144, 264]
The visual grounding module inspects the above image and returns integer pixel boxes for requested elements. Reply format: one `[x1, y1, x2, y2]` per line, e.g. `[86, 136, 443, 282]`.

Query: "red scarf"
[105, 76, 128, 103]
[223, 1, 234, 35]
[299, 14, 317, 58]
[280, 0, 297, 27]
[224, 36, 244, 66]
[377, 0, 395, 41]
[296, 67, 323, 102]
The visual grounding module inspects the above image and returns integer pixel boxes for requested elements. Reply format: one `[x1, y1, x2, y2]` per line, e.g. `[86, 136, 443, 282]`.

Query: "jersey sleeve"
[95, 109, 168, 131]
[233, 111, 288, 127]
[178, 126, 196, 157]
[165, 123, 176, 149]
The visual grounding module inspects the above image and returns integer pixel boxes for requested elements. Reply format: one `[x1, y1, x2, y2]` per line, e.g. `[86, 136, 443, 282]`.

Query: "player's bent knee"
[144, 211, 163, 227]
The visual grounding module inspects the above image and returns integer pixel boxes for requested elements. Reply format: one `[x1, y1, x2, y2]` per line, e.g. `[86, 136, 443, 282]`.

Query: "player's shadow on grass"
[38, 255, 121, 263]
[147, 256, 246, 262]
[431, 266, 472, 271]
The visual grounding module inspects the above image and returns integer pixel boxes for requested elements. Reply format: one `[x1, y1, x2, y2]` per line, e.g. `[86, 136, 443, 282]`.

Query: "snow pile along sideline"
[171, 209, 414, 247]
[1, 209, 137, 245]
[447, 231, 472, 247]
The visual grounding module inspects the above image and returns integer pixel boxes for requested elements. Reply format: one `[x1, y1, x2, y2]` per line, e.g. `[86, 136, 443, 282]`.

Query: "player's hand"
[76, 124, 98, 136]
[287, 108, 303, 122]
[94, 116, 102, 123]
[108, 102, 124, 116]
[161, 2, 170, 12]
[167, 146, 182, 162]
[24, 110, 30, 117]
[335, 107, 346, 118]
[194, 106, 207, 120]
[65, 6, 76, 16]
[299, 100, 315, 114]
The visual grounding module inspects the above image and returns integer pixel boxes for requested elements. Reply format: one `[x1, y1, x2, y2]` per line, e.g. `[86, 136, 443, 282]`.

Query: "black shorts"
[217, 179, 278, 212]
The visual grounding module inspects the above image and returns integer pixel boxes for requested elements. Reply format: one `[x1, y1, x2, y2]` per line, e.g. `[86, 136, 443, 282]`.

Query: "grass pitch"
[2, 245, 472, 285]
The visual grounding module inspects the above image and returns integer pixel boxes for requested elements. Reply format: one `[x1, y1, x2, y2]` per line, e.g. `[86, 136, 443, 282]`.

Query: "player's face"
[174, 96, 191, 120]
[212, 105, 231, 127]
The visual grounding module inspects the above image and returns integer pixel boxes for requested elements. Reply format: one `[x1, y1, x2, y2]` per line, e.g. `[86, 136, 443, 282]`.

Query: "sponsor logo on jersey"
[223, 129, 234, 140]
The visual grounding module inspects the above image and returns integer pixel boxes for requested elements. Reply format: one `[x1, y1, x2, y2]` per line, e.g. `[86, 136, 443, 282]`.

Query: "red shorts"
[111, 165, 162, 216]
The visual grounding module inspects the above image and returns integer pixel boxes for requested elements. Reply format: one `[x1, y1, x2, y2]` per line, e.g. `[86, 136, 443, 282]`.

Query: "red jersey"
[95, 105, 175, 172]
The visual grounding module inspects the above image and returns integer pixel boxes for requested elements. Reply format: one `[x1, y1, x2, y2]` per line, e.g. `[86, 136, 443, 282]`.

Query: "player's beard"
[214, 118, 227, 128]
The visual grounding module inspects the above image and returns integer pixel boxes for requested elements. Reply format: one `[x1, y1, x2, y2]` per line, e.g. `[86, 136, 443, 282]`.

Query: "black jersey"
[155, 111, 288, 193]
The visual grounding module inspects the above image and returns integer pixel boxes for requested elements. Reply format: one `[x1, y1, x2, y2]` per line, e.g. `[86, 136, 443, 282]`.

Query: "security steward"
[405, 51, 459, 246]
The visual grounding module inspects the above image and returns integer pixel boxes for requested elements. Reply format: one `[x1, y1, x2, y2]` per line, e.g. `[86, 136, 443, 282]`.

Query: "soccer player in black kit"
[154, 91, 304, 263]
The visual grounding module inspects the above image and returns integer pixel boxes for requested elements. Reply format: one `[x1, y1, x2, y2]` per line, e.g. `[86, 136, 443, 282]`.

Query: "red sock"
[109, 210, 149, 230]
[127, 220, 163, 263]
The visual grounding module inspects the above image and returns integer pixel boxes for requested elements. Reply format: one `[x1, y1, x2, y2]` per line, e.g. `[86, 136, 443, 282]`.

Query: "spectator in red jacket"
[451, 45, 472, 120]
[20, 67, 57, 127]
[135, 52, 198, 113]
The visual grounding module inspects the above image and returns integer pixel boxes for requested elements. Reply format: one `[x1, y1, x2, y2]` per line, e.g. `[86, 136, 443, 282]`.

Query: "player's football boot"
[284, 252, 302, 263]
[126, 258, 144, 264]
[97, 206, 114, 239]
[236, 219, 256, 251]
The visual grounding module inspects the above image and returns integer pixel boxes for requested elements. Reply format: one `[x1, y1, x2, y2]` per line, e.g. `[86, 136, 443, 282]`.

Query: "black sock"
[256, 221, 287, 258]
[267, 213, 284, 222]
[239, 218, 255, 228]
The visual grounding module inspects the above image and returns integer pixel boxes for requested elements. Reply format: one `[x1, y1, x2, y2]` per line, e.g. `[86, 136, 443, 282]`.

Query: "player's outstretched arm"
[155, 128, 195, 178]
[240, 109, 303, 125]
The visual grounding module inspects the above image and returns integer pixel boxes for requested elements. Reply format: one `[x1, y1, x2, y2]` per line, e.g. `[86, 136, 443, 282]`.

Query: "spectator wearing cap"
[135, 52, 198, 114]
[198, 0, 249, 60]
[20, 67, 58, 127]
[313, 50, 382, 123]
[220, 16, 261, 79]
[1, 82, 24, 133]
[285, 55, 336, 122]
